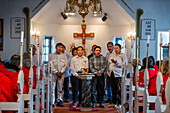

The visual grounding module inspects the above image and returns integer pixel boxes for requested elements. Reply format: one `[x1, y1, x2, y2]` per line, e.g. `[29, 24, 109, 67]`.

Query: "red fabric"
[162, 74, 169, 104]
[133, 68, 158, 110]
[20, 67, 30, 94]
[0, 84, 9, 102]
[133, 68, 158, 96]
[0, 67, 18, 101]
[0, 72, 14, 102]
[33, 65, 42, 89]
[153, 65, 159, 71]
[0, 63, 30, 95]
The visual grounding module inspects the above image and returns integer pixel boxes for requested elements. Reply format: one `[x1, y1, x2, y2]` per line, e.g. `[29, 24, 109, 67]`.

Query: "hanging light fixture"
[63, 0, 103, 23]
[69, 5, 76, 15]
[64, 1, 70, 15]
[91, 0, 102, 16]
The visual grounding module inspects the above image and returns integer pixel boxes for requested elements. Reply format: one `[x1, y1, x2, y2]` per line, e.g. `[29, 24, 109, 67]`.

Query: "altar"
[79, 73, 95, 111]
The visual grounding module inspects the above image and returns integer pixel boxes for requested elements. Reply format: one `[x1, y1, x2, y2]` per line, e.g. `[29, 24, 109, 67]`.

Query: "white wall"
[0, 0, 47, 60]
[117, 0, 170, 60]
[37, 23, 134, 57]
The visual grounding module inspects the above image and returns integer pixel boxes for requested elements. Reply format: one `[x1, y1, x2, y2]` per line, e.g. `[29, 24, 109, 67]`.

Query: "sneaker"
[109, 103, 116, 108]
[99, 103, 105, 108]
[115, 104, 121, 109]
[56, 101, 64, 107]
[64, 99, 70, 103]
[72, 103, 77, 108]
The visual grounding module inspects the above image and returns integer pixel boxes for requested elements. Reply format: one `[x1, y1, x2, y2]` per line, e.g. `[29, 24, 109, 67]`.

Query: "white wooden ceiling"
[32, 0, 135, 25]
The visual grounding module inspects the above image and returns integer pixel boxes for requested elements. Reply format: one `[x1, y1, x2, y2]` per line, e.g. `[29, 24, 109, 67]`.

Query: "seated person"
[23, 52, 42, 89]
[160, 60, 169, 104]
[149, 56, 159, 71]
[0, 72, 15, 102]
[0, 54, 29, 94]
[133, 57, 158, 110]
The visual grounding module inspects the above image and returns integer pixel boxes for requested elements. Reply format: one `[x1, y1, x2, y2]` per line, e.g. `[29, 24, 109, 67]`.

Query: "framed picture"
[141, 19, 155, 40]
[10, 17, 25, 38]
[0, 19, 3, 51]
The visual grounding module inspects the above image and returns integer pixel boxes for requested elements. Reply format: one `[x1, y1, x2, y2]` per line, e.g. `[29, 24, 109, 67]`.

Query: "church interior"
[0, 0, 170, 113]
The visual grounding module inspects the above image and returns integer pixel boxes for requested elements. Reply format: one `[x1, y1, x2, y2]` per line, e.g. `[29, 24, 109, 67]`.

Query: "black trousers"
[108, 72, 121, 105]
[71, 76, 82, 103]
[63, 76, 70, 99]
[91, 74, 105, 104]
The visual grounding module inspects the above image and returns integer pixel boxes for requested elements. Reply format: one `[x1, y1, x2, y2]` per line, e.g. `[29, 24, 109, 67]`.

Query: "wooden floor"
[53, 100, 121, 113]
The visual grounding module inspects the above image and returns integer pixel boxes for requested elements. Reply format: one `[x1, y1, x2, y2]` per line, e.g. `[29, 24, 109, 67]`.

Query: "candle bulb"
[147, 35, 150, 44]
[160, 33, 162, 44]
[21, 31, 24, 43]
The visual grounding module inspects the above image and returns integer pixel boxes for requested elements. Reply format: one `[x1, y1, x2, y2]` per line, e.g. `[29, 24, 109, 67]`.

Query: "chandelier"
[64, 0, 103, 23]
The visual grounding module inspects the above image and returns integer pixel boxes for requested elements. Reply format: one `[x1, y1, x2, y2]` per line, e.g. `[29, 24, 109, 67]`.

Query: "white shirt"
[70, 55, 88, 77]
[106, 51, 113, 62]
[108, 52, 125, 77]
[51, 52, 67, 74]
[64, 53, 71, 78]
[32, 53, 42, 67]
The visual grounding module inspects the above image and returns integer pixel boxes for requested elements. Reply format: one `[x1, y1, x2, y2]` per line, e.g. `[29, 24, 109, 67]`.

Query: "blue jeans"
[106, 76, 112, 100]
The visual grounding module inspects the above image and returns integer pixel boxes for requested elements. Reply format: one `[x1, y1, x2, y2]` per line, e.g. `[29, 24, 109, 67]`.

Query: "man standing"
[105, 42, 114, 103]
[61, 45, 71, 103]
[51, 43, 67, 107]
[87, 44, 96, 59]
[89, 46, 106, 108]
[108, 44, 125, 109]
[70, 46, 88, 107]
[32, 45, 42, 67]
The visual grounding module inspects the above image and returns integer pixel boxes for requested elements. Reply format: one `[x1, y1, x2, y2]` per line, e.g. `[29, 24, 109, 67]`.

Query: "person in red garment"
[160, 60, 169, 104]
[149, 56, 159, 71]
[0, 72, 14, 102]
[0, 54, 30, 95]
[134, 57, 158, 111]
[23, 52, 42, 89]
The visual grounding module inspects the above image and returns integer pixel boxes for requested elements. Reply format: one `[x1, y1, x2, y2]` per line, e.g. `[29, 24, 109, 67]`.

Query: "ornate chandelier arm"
[67, 0, 79, 6]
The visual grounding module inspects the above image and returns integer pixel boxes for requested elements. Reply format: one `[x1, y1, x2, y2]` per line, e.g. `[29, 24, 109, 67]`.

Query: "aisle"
[53, 100, 121, 113]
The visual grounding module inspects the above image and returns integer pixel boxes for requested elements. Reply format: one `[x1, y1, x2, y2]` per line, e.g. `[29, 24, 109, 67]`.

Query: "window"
[113, 37, 125, 53]
[157, 31, 169, 60]
[44, 36, 52, 64]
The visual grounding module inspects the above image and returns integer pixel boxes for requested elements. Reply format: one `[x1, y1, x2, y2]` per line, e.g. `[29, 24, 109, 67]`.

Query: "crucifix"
[73, 24, 94, 56]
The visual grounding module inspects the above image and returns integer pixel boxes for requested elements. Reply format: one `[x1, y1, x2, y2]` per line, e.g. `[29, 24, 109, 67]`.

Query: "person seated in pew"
[160, 60, 169, 104]
[0, 72, 15, 113]
[0, 54, 30, 94]
[0, 72, 15, 102]
[156, 60, 163, 70]
[133, 57, 158, 110]
[4, 54, 20, 72]
[23, 52, 43, 89]
[149, 56, 159, 71]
